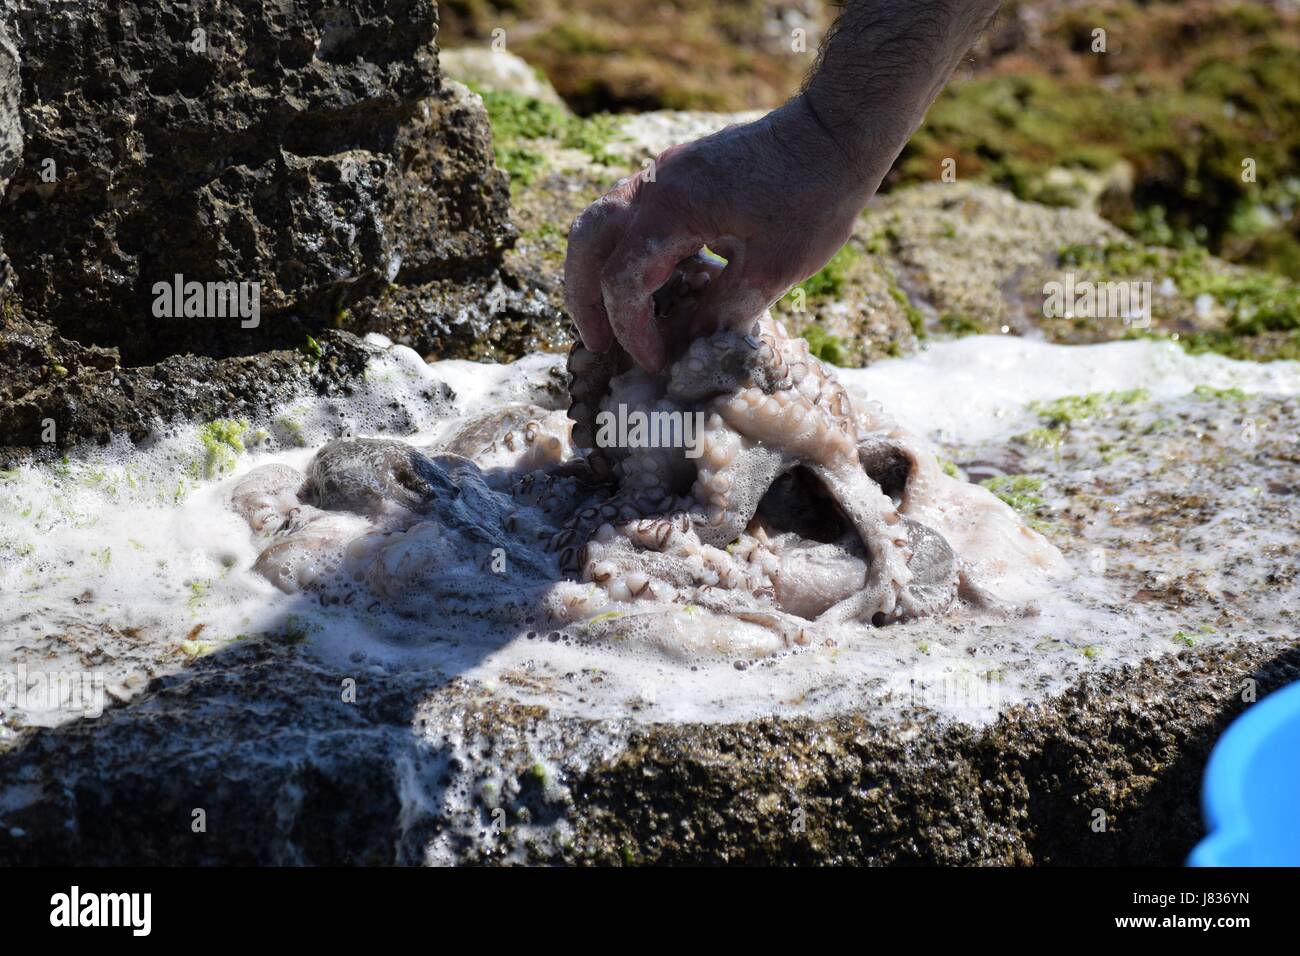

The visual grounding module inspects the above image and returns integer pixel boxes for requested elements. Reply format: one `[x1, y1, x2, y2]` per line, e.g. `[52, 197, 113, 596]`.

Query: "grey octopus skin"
[230, 257, 1040, 648]
[561, 300, 983, 629]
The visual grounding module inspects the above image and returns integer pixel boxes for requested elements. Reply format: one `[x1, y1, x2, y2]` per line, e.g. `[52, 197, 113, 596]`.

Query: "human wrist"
[792, 0, 1004, 198]
[771, 91, 897, 204]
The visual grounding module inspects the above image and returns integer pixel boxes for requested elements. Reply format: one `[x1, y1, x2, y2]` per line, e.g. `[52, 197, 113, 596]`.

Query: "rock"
[0, 47, 1294, 868]
[0, 2, 572, 453]
[0, 613, 1293, 865]
[853, 182, 1134, 342]
[604, 109, 766, 163]
[498, 104, 1294, 367]
[1, 386, 1295, 863]
[341, 265, 568, 363]
[1030, 161, 1135, 213]
[860, 182, 1298, 360]
[0, 313, 386, 461]
[436, 0, 826, 114]
[440, 47, 566, 106]
[0, 14, 20, 303]
[0, 19, 17, 189]
[0, 0, 519, 364]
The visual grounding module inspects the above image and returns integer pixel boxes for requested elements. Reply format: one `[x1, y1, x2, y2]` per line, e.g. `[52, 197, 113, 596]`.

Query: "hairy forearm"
[798, 0, 1002, 194]
[563, 0, 1004, 366]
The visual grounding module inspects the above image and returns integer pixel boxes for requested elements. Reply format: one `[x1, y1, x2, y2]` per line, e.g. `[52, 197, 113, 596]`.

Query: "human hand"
[563, 95, 882, 372]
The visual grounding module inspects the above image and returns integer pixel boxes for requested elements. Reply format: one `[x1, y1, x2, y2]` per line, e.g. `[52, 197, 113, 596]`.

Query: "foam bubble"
[2, 337, 1296, 731]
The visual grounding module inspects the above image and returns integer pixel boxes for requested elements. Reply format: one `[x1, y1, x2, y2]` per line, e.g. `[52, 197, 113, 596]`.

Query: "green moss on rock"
[199, 419, 249, 478]
[979, 474, 1046, 514]
[475, 87, 620, 190]
[800, 325, 845, 366]
[897, 34, 1300, 279]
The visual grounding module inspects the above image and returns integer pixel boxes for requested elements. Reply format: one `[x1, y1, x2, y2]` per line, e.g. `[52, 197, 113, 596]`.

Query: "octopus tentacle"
[567, 342, 628, 480]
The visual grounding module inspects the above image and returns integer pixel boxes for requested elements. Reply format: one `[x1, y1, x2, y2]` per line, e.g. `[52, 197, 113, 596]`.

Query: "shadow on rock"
[0, 589, 524, 865]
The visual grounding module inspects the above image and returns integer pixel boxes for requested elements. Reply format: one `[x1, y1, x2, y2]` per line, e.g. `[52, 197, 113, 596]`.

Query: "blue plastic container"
[1189, 680, 1300, 866]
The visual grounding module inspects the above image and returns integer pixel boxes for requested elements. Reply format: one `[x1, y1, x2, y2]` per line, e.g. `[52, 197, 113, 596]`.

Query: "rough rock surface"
[2, 387, 1295, 864]
[0, 1, 570, 455]
[0, 315, 386, 462]
[0, 0, 562, 366]
[440, 47, 566, 105]
[0, 9, 1295, 864]
[0, 11, 20, 300]
[501, 106, 1283, 366]
[0, 627, 1293, 865]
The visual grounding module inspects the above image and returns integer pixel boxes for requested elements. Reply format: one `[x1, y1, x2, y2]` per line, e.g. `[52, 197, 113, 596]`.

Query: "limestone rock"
[0, 13, 20, 304]
[440, 47, 565, 106]
[0, 0, 516, 363]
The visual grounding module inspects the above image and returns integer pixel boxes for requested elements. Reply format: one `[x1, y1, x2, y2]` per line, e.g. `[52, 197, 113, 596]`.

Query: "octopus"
[227, 256, 1069, 657]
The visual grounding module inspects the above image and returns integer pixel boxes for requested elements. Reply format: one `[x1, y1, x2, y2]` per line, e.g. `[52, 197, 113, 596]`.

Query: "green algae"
[301, 335, 323, 363]
[199, 419, 249, 478]
[475, 87, 619, 190]
[939, 312, 982, 337]
[1193, 384, 1248, 401]
[1062, 241, 1300, 360]
[1014, 427, 1066, 452]
[887, 275, 926, 339]
[800, 324, 845, 366]
[793, 246, 860, 301]
[978, 474, 1058, 534]
[1030, 389, 1151, 428]
[979, 474, 1047, 516]
[899, 37, 1300, 279]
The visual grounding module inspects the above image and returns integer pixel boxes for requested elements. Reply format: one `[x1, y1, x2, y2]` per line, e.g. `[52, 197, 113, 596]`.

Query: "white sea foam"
[841, 334, 1300, 443]
[1, 336, 1295, 732]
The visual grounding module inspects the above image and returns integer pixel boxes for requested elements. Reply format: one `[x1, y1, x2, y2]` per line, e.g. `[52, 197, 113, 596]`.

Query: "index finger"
[563, 196, 633, 353]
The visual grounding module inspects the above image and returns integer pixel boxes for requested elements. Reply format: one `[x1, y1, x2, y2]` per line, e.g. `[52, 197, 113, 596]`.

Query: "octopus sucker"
[226, 256, 1069, 660]
[553, 254, 1069, 637]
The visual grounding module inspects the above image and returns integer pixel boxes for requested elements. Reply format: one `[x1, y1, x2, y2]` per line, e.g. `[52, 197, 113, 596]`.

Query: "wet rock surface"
[1, 387, 1295, 864]
[0, 315, 385, 463]
[0, 622, 1294, 865]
